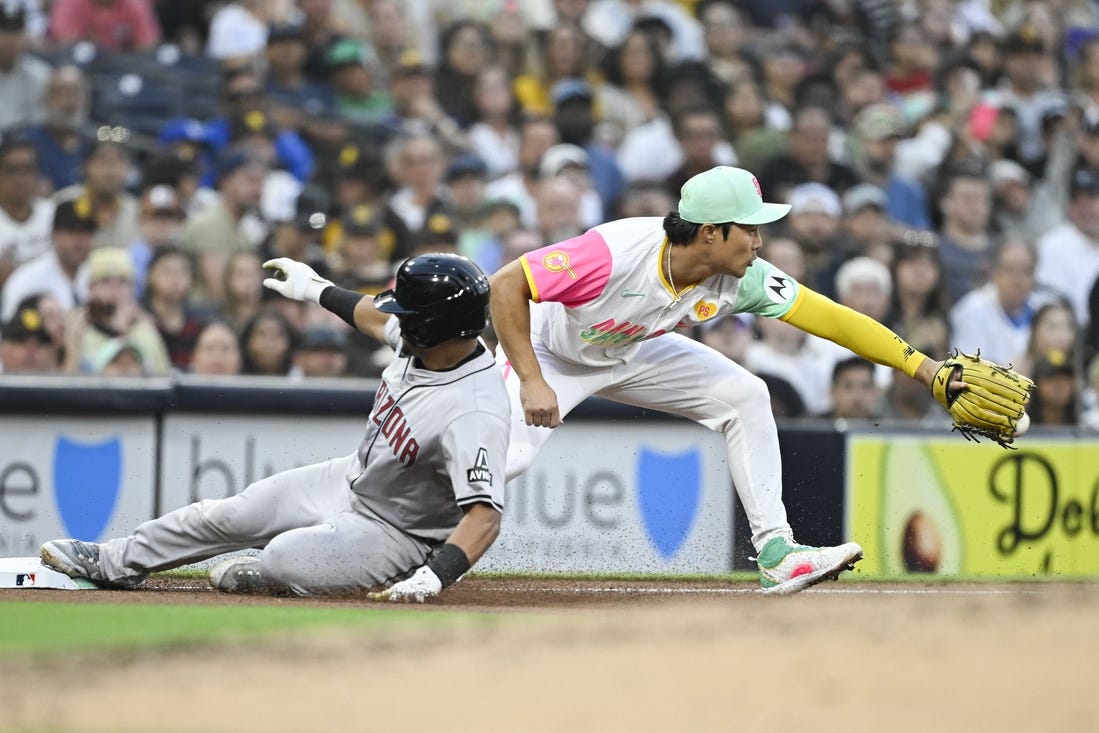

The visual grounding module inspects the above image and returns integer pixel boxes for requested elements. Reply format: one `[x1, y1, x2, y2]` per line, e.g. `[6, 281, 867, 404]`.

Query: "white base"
[0, 556, 97, 589]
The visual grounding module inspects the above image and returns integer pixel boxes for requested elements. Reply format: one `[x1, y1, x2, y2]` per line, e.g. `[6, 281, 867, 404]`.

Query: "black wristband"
[426, 543, 470, 589]
[318, 285, 363, 329]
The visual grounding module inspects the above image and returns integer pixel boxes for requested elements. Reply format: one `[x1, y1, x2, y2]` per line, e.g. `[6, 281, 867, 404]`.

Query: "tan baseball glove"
[932, 350, 1035, 448]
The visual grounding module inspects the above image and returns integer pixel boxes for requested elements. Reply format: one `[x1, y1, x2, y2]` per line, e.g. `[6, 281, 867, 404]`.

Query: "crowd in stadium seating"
[0, 0, 1097, 429]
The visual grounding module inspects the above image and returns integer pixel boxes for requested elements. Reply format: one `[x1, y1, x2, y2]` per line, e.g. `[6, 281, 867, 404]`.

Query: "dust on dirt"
[2, 577, 1097, 733]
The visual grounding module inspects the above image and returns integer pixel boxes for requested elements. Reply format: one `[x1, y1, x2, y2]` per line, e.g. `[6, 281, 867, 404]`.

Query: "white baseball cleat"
[756, 536, 863, 595]
[209, 556, 268, 594]
[40, 539, 145, 589]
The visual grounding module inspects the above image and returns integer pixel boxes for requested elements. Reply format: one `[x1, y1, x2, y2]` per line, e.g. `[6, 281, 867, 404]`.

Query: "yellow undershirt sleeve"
[780, 287, 928, 379]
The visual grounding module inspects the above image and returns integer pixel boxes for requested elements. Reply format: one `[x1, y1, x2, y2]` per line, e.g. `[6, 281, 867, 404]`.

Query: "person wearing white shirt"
[0, 139, 54, 285]
[1035, 170, 1099, 325]
[951, 238, 1053, 366]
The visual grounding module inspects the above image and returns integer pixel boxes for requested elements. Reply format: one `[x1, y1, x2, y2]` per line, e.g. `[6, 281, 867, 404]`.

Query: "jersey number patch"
[466, 447, 493, 485]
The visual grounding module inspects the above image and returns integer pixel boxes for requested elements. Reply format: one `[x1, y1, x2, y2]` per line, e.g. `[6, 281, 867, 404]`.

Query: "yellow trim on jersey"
[657, 238, 695, 300]
[519, 255, 541, 303]
[780, 287, 928, 378]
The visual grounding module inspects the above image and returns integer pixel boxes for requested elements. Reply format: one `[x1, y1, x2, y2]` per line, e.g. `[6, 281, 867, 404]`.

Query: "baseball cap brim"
[733, 202, 791, 225]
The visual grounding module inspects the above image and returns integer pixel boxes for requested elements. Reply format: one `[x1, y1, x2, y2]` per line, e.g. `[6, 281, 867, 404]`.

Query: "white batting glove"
[262, 257, 333, 304]
[367, 566, 442, 603]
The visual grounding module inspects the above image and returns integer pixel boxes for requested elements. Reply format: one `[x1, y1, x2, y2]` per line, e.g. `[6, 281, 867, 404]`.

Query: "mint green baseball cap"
[678, 166, 791, 225]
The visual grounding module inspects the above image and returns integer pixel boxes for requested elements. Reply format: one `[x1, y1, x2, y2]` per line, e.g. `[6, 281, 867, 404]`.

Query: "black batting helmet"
[374, 253, 490, 348]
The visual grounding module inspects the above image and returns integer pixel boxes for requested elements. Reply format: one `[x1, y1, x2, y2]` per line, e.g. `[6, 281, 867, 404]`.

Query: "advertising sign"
[480, 423, 734, 573]
[159, 415, 368, 511]
[0, 417, 156, 553]
[848, 436, 1099, 577]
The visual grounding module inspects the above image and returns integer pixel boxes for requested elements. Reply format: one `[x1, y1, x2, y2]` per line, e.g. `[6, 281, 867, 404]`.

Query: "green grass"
[0, 602, 473, 657]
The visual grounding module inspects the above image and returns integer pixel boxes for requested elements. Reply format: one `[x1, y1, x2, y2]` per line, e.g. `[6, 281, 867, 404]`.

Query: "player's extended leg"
[597, 333, 861, 593]
[211, 502, 432, 595]
[42, 453, 359, 587]
[496, 340, 616, 481]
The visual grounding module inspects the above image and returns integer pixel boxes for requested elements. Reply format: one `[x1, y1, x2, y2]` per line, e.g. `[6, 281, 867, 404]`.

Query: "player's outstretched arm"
[489, 259, 561, 428]
[368, 504, 501, 603]
[262, 257, 389, 342]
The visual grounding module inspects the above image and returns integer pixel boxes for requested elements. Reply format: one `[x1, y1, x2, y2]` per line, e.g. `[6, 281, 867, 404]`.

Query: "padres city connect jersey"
[351, 318, 510, 542]
[520, 217, 801, 367]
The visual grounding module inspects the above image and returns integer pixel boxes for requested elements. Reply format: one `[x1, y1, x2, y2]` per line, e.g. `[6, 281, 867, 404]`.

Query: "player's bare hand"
[262, 258, 333, 304]
[367, 566, 442, 603]
[520, 379, 561, 428]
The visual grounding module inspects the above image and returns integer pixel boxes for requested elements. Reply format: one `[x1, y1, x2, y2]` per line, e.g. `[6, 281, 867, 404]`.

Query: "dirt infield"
[3, 577, 1098, 733]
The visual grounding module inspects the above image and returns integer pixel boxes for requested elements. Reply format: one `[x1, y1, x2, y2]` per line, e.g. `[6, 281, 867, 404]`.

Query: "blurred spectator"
[410, 212, 459, 256]
[539, 142, 600, 228]
[484, 115, 558, 230]
[239, 307, 297, 376]
[782, 182, 844, 297]
[697, 0, 750, 86]
[48, 0, 160, 52]
[94, 337, 146, 377]
[384, 132, 454, 239]
[758, 105, 860, 201]
[367, 0, 417, 84]
[1028, 349, 1079, 425]
[886, 242, 949, 343]
[435, 20, 493, 128]
[142, 246, 208, 371]
[326, 140, 412, 264]
[219, 250, 264, 334]
[192, 67, 314, 185]
[260, 184, 330, 278]
[376, 49, 468, 152]
[1083, 351, 1099, 430]
[551, 78, 625, 210]
[879, 318, 952, 426]
[468, 64, 520, 179]
[180, 148, 266, 306]
[616, 60, 729, 183]
[1019, 300, 1080, 380]
[332, 204, 392, 293]
[598, 28, 664, 147]
[290, 325, 349, 378]
[988, 158, 1063, 242]
[0, 138, 54, 286]
[1085, 276, 1099, 370]
[934, 165, 993, 305]
[816, 256, 895, 392]
[514, 20, 592, 116]
[62, 247, 170, 375]
[325, 38, 390, 129]
[841, 184, 894, 264]
[22, 65, 92, 193]
[446, 153, 489, 230]
[205, 0, 270, 63]
[142, 149, 213, 218]
[849, 103, 930, 230]
[998, 26, 1063, 167]
[616, 180, 674, 218]
[825, 356, 880, 421]
[1035, 169, 1099, 324]
[264, 20, 343, 148]
[54, 140, 139, 251]
[720, 77, 787, 174]
[0, 296, 58, 373]
[950, 238, 1049, 366]
[1, 196, 94, 321]
[128, 184, 185, 298]
[189, 320, 242, 376]
[299, 0, 345, 83]
[534, 174, 583, 244]
[884, 21, 938, 98]
[695, 312, 752, 365]
[0, 0, 49, 134]
[756, 38, 806, 121]
[666, 105, 724, 195]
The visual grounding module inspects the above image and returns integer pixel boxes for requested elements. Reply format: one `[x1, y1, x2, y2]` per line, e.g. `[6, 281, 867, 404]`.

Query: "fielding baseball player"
[490, 166, 987, 594]
[41, 254, 510, 602]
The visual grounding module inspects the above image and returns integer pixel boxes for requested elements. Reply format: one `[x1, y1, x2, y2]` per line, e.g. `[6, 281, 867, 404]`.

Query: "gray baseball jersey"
[352, 318, 510, 542]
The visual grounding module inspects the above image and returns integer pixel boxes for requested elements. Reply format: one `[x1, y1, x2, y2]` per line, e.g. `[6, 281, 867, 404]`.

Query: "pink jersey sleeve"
[520, 229, 612, 307]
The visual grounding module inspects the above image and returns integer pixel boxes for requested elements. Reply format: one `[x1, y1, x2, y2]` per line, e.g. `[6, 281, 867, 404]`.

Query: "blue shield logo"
[53, 437, 122, 541]
[636, 447, 701, 559]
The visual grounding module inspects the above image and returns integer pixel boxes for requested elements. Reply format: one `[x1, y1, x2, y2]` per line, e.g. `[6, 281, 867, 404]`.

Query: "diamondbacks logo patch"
[467, 447, 492, 485]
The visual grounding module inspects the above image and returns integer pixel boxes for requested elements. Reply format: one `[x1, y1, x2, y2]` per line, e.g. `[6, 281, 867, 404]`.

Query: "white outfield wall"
[0, 410, 734, 574]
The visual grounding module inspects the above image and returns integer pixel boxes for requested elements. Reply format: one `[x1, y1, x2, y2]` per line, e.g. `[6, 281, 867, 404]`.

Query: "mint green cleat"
[756, 536, 863, 595]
